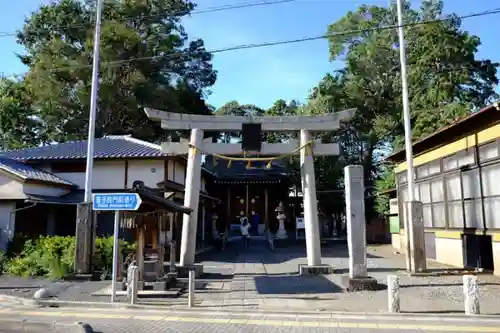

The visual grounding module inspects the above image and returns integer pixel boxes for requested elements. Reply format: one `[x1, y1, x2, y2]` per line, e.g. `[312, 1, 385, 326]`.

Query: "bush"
[4, 235, 133, 280]
[0, 250, 6, 274]
[92, 236, 134, 276]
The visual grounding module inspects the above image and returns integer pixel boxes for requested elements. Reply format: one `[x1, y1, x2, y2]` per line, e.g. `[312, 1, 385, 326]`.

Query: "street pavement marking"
[2, 309, 500, 332]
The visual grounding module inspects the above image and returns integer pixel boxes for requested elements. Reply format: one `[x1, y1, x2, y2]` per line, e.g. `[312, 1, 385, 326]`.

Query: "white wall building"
[0, 135, 215, 250]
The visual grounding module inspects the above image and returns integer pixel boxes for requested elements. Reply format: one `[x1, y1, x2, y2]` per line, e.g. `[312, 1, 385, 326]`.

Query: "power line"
[1, 7, 500, 79]
[0, 0, 297, 38]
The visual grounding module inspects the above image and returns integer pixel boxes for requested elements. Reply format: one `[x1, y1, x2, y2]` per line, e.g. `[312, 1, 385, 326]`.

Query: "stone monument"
[211, 212, 220, 240]
[275, 202, 287, 239]
[341, 165, 378, 291]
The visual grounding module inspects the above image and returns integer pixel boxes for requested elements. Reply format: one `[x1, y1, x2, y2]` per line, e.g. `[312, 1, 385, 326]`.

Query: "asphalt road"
[1, 307, 500, 333]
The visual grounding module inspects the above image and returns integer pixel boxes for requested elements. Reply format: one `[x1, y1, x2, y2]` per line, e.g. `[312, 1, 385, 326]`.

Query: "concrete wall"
[391, 233, 402, 250]
[51, 161, 126, 189]
[391, 230, 464, 268]
[173, 161, 186, 184]
[493, 241, 500, 276]
[0, 175, 25, 199]
[127, 160, 164, 188]
[435, 236, 464, 267]
[49, 159, 198, 190]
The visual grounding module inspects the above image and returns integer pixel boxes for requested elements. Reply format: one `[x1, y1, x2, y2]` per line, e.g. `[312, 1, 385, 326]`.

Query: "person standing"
[251, 211, 260, 236]
[240, 218, 251, 248]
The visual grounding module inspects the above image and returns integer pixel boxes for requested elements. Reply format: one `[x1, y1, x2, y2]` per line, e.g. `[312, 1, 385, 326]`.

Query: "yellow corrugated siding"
[395, 123, 500, 173]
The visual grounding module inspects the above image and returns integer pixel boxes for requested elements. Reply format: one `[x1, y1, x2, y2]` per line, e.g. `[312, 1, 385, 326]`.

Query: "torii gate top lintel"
[144, 107, 356, 131]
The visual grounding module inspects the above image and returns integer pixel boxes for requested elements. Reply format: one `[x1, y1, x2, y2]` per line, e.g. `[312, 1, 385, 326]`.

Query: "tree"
[215, 101, 265, 143]
[0, 78, 45, 149]
[306, 0, 498, 218]
[17, 0, 216, 143]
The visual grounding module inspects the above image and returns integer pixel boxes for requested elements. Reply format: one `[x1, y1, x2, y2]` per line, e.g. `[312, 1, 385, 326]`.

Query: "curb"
[35, 299, 500, 322]
[0, 318, 94, 333]
[0, 294, 38, 307]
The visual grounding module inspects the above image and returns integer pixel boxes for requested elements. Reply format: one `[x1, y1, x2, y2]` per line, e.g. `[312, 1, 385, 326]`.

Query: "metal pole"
[83, 0, 104, 203]
[396, 0, 415, 272]
[188, 270, 195, 308]
[396, 0, 415, 202]
[111, 210, 120, 303]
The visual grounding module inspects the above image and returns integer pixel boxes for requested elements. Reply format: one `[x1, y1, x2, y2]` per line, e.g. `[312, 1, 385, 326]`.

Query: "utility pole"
[74, 0, 104, 275]
[395, 0, 426, 272]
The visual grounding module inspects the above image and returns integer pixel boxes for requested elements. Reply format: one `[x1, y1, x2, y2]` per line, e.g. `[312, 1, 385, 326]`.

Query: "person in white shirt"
[240, 218, 251, 248]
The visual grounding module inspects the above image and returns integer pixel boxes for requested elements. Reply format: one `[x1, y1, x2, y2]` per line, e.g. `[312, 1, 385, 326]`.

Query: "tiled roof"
[0, 157, 74, 186]
[2, 135, 164, 161]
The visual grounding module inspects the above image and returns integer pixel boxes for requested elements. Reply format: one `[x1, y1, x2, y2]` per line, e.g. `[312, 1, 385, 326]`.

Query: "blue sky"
[0, 0, 498, 109]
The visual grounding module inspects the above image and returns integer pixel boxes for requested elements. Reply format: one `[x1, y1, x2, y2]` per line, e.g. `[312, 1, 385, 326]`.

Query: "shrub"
[0, 250, 6, 274]
[5, 235, 132, 280]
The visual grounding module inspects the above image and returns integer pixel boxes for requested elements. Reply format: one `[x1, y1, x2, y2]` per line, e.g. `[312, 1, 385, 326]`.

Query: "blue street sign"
[92, 193, 142, 211]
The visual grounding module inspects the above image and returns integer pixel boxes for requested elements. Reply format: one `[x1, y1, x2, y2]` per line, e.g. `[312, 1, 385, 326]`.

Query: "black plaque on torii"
[241, 123, 262, 152]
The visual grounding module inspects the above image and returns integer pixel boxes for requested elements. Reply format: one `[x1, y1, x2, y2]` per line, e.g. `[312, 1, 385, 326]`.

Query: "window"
[481, 164, 500, 197]
[445, 172, 463, 228]
[479, 141, 499, 162]
[422, 204, 433, 227]
[462, 169, 481, 199]
[464, 199, 483, 228]
[432, 202, 446, 228]
[483, 197, 500, 229]
[397, 172, 407, 185]
[428, 161, 441, 175]
[447, 201, 463, 228]
[457, 149, 475, 168]
[443, 155, 458, 171]
[419, 181, 431, 203]
[481, 163, 500, 228]
[416, 164, 429, 179]
[430, 178, 444, 202]
[445, 173, 462, 201]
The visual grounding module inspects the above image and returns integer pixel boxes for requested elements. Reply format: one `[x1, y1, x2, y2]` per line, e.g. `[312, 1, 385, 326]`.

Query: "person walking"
[240, 218, 251, 249]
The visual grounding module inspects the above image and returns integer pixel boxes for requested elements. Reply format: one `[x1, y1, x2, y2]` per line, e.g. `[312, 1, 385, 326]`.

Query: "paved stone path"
[190, 240, 500, 314]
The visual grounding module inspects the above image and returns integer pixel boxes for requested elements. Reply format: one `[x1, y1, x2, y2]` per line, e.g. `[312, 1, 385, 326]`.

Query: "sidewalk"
[1, 242, 500, 315]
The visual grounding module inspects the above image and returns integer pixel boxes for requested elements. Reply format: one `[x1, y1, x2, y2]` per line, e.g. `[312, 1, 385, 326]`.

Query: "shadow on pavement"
[198, 241, 382, 265]
[253, 275, 343, 294]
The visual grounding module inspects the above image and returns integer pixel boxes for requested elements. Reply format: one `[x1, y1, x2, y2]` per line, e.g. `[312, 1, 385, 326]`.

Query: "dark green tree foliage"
[17, 0, 216, 143]
[306, 0, 498, 217]
[0, 78, 45, 149]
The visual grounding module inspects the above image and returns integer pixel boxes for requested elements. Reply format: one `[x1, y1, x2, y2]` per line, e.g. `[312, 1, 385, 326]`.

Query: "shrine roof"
[203, 155, 291, 182]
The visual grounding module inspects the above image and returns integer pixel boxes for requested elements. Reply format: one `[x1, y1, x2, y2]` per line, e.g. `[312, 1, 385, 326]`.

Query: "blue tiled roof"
[2, 135, 163, 161]
[0, 157, 74, 186]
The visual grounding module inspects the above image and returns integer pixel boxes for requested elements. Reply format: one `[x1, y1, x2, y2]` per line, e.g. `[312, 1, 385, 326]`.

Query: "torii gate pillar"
[144, 108, 356, 275]
[179, 128, 204, 267]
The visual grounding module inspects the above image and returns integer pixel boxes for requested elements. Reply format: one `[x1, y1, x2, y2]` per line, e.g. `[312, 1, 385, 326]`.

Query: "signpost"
[92, 193, 142, 302]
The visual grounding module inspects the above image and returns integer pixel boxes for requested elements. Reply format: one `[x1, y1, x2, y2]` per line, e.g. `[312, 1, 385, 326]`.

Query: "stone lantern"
[211, 211, 220, 240]
[275, 201, 287, 239]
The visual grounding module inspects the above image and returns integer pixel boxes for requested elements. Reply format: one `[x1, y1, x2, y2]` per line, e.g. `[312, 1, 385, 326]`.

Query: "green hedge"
[2, 235, 133, 280]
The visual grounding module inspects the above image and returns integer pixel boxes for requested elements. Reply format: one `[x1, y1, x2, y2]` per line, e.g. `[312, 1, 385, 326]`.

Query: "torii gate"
[144, 108, 356, 274]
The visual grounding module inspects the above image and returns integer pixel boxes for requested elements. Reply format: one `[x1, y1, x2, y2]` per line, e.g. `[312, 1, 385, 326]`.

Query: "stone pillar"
[345, 165, 367, 278]
[179, 128, 204, 267]
[74, 203, 94, 275]
[299, 129, 321, 266]
[404, 201, 426, 273]
[387, 275, 400, 313]
[463, 275, 480, 315]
